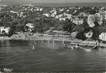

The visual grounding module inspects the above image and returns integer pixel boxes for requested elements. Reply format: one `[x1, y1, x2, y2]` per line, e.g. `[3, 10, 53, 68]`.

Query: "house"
[63, 13, 72, 19]
[59, 18, 66, 21]
[36, 7, 43, 11]
[79, 12, 88, 17]
[24, 23, 34, 32]
[84, 31, 93, 39]
[104, 11, 106, 20]
[0, 26, 10, 35]
[50, 10, 57, 17]
[72, 17, 84, 25]
[99, 32, 106, 41]
[87, 15, 95, 28]
[95, 13, 103, 25]
[43, 13, 50, 17]
[59, 8, 64, 12]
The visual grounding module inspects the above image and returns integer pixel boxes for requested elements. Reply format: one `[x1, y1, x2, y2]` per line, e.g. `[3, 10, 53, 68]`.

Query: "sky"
[1, 0, 106, 4]
[27, 0, 106, 3]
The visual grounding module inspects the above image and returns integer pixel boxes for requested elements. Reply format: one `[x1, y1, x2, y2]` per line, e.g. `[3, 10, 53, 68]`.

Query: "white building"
[72, 17, 84, 25]
[99, 32, 106, 41]
[25, 23, 34, 32]
[104, 11, 106, 20]
[71, 31, 78, 38]
[43, 13, 50, 17]
[87, 15, 95, 28]
[95, 13, 103, 25]
[84, 31, 93, 39]
[63, 13, 72, 19]
[10, 11, 18, 14]
[0, 27, 10, 35]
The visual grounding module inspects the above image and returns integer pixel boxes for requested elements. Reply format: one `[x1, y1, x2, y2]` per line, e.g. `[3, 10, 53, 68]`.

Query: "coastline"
[1, 32, 106, 48]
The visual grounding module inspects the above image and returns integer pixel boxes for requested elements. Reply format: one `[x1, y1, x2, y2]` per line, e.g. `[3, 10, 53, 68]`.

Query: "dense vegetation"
[0, 5, 106, 41]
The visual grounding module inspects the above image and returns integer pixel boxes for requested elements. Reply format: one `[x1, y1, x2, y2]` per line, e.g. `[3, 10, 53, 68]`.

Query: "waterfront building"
[99, 32, 106, 41]
[0, 26, 10, 35]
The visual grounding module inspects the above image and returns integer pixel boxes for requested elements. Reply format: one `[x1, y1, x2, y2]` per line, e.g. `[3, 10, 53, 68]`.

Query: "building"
[84, 30, 93, 39]
[72, 17, 84, 25]
[24, 23, 34, 32]
[87, 15, 96, 28]
[95, 13, 103, 25]
[0, 26, 10, 35]
[99, 32, 106, 41]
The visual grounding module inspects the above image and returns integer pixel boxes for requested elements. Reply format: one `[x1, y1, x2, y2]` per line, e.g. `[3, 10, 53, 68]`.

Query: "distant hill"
[30, 3, 106, 7]
[1, 0, 106, 7]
